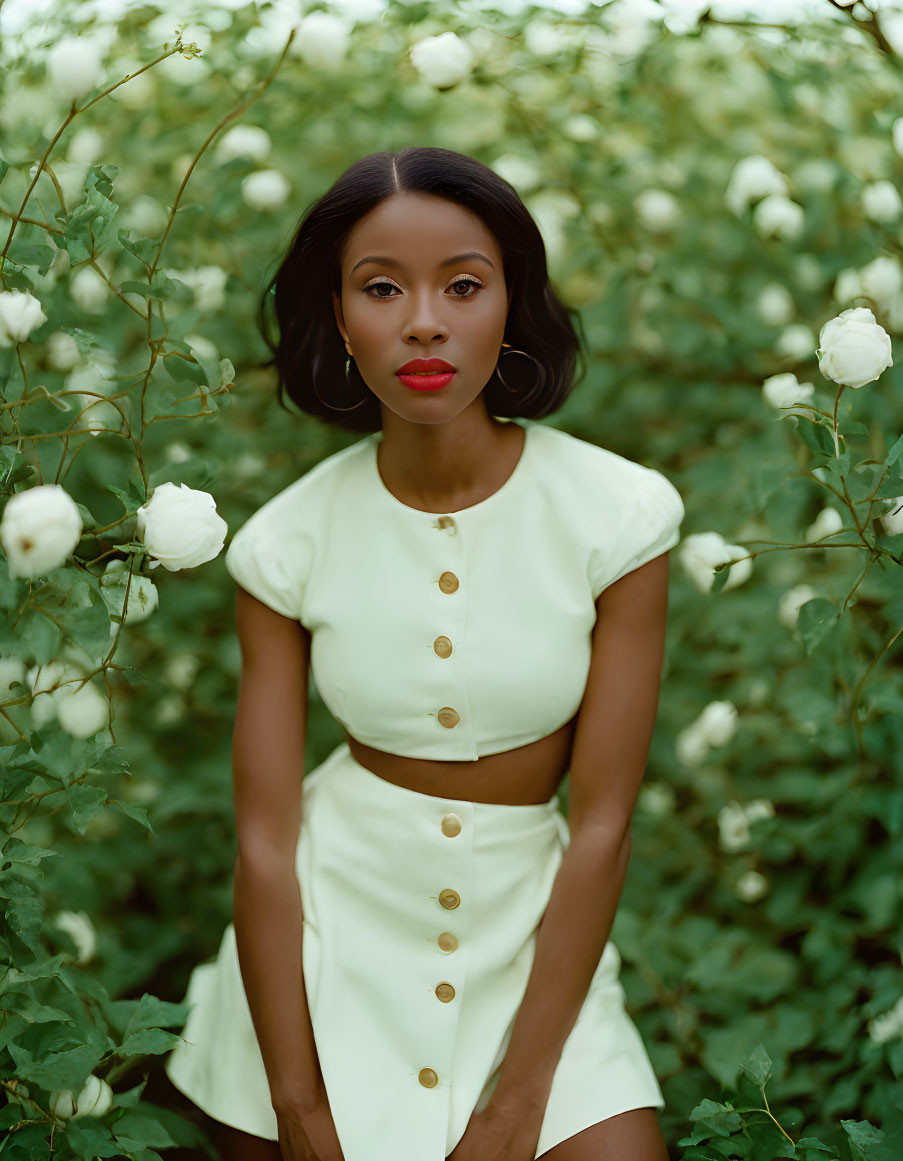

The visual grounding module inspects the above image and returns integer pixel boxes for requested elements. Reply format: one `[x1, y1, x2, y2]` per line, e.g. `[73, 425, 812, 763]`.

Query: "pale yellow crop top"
[223, 419, 685, 761]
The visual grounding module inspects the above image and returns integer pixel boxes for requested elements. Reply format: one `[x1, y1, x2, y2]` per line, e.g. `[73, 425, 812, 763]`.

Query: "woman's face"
[332, 191, 512, 424]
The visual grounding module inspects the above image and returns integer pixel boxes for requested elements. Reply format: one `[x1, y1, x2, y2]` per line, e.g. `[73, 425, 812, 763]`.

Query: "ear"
[332, 290, 348, 345]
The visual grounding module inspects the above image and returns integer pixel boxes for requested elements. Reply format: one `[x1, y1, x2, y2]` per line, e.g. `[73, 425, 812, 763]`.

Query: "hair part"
[254, 146, 587, 434]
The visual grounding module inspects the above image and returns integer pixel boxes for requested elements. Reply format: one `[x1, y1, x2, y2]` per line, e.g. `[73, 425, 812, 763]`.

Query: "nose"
[402, 288, 449, 345]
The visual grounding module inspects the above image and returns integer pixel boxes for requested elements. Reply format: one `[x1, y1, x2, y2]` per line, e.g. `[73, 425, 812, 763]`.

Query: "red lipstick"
[396, 356, 457, 393]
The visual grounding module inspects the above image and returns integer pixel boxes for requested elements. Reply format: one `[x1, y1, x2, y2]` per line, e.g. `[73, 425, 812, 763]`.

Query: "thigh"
[213, 1120, 282, 1161]
[537, 1106, 670, 1161]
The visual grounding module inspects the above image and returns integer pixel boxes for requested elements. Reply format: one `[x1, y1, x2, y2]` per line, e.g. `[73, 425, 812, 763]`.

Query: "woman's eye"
[362, 277, 483, 300]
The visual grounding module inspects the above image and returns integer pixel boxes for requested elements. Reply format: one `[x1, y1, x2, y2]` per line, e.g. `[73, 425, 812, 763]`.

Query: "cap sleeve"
[223, 501, 311, 622]
[589, 465, 685, 598]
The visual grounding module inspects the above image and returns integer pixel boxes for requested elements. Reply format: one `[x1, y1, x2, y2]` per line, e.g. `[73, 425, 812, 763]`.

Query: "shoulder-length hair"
[255, 146, 587, 434]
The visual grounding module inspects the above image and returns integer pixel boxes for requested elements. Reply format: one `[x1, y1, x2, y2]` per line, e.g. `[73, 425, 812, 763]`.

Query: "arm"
[485, 550, 673, 1117]
[230, 584, 322, 1114]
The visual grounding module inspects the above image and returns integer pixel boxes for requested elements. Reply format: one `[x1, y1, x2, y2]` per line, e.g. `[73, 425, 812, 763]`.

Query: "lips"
[396, 357, 456, 374]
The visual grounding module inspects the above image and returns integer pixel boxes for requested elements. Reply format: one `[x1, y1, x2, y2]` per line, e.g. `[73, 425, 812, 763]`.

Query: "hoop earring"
[494, 341, 547, 405]
[313, 354, 371, 411]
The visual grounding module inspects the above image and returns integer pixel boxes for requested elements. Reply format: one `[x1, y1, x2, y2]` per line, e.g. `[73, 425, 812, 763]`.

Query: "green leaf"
[108, 798, 154, 833]
[5, 241, 57, 275]
[796, 598, 840, 655]
[112, 1107, 178, 1151]
[66, 783, 109, 833]
[739, 1043, 772, 1088]
[117, 1027, 183, 1056]
[690, 1099, 745, 1136]
[117, 229, 160, 266]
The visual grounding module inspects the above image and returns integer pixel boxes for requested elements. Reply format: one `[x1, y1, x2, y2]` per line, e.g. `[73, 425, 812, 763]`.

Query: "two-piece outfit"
[164, 417, 686, 1160]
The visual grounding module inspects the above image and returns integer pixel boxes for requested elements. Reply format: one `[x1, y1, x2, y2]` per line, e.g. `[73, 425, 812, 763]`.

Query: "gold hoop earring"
[494, 341, 547, 404]
[313, 353, 371, 411]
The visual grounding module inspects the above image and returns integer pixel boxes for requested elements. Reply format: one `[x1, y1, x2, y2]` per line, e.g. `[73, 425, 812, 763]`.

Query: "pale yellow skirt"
[164, 741, 664, 1159]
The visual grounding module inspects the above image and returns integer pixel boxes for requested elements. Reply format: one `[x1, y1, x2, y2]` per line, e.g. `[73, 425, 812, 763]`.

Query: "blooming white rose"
[718, 798, 774, 853]
[756, 283, 795, 328]
[880, 496, 903, 536]
[679, 531, 752, 594]
[56, 679, 110, 738]
[761, 372, 815, 413]
[46, 36, 104, 102]
[859, 255, 903, 310]
[53, 910, 96, 963]
[241, 169, 291, 212]
[410, 32, 474, 90]
[1, 485, 83, 580]
[805, 505, 844, 543]
[675, 724, 709, 767]
[166, 265, 228, 313]
[291, 12, 350, 69]
[862, 179, 902, 223]
[46, 331, 81, 372]
[817, 306, 893, 389]
[752, 194, 805, 241]
[215, 124, 272, 163]
[635, 189, 680, 233]
[697, 700, 739, 747]
[868, 995, 903, 1044]
[724, 154, 789, 216]
[70, 266, 108, 313]
[735, 870, 769, 902]
[99, 560, 159, 624]
[0, 290, 48, 347]
[136, 482, 228, 571]
[777, 583, 819, 630]
[775, 323, 817, 361]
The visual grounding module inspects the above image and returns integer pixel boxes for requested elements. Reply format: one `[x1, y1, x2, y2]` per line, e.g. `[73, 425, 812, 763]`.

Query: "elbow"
[570, 818, 632, 867]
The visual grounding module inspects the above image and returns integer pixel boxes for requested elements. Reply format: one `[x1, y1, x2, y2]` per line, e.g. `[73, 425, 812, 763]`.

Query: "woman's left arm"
[447, 551, 672, 1161]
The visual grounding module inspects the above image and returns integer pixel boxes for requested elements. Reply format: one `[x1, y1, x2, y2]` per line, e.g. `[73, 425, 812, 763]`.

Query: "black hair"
[254, 146, 587, 434]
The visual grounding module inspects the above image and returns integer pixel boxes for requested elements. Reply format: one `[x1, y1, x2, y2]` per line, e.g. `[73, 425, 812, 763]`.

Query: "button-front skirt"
[164, 741, 664, 1159]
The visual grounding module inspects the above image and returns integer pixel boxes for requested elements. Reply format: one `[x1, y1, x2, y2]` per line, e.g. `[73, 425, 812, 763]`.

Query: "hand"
[446, 1087, 547, 1161]
[275, 1094, 346, 1161]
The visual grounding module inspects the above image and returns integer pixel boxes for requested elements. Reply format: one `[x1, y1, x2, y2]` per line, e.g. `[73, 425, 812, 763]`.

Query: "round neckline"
[370, 420, 534, 517]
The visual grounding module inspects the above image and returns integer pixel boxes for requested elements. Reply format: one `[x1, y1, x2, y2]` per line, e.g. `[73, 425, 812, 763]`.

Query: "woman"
[164, 146, 684, 1161]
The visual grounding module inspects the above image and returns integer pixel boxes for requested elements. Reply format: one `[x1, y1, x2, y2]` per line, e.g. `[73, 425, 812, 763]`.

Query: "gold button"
[438, 571, 459, 594]
[441, 813, 462, 837]
[418, 1067, 438, 1088]
[437, 707, 460, 729]
[435, 516, 457, 535]
[439, 888, 460, 910]
[438, 931, 458, 952]
[435, 982, 456, 1003]
[433, 635, 452, 658]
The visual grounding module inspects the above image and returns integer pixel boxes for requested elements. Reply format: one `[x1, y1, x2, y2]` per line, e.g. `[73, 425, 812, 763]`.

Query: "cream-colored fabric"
[165, 742, 665, 1158]
[223, 420, 685, 762]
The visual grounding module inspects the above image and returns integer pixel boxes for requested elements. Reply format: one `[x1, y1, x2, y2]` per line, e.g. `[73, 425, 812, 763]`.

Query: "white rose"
[46, 331, 81, 371]
[724, 154, 789, 216]
[761, 372, 815, 412]
[859, 255, 903, 310]
[53, 910, 96, 963]
[635, 188, 681, 233]
[166, 265, 228, 312]
[817, 306, 893, 389]
[833, 267, 865, 305]
[51, 1089, 76, 1119]
[241, 169, 291, 212]
[862, 179, 902, 223]
[868, 995, 903, 1044]
[745, 798, 775, 825]
[0, 290, 48, 347]
[1, 485, 83, 580]
[99, 560, 159, 624]
[675, 723, 709, 767]
[70, 266, 108, 313]
[735, 870, 769, 902]
[777, 583, 819, 630]
[805, 505, 844, 542]
[164, 653, 200, 691]
[775, 324, 817, 361]
[562, 114, 599, 143]
[718, 801, 751, 852]
[47, 36, 104, 102]
[697, 700, 739, 747]
[756, 283, 795, 328]
[410, 32, 474, 90]
[0, 656, 26, 695]
[291, 12, 350, 69]
[637, 782, 676, 817]
[121, 195, 170, 238]
[26, 659, 87, 727]
[679, 531, 752, 593]
[880, 496, 903, 536]
[72, 1074, 114, 1119]
[215, 124, 272, 163]
[56, 680, 109, 739]
[752, 194, 805, 241]
[136, 482, 227, 571]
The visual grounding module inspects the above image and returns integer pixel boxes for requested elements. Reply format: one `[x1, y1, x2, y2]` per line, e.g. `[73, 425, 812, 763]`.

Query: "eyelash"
[361, 276, 484, 301]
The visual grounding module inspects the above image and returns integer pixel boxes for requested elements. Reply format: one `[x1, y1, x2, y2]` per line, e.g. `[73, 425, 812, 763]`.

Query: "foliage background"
[0, 0, 901, 1157]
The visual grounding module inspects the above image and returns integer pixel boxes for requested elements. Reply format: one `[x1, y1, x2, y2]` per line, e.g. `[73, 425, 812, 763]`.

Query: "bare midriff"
[344, 715, 578, 805]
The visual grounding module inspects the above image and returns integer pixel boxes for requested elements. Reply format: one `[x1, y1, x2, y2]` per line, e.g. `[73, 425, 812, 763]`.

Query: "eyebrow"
[350, 251, 495, 276]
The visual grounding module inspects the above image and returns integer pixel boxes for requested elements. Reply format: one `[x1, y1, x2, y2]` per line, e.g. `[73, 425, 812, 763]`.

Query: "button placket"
[431, 519, 467, 741]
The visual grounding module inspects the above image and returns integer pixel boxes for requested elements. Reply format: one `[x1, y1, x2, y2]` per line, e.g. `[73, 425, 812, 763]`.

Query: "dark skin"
[212, 190, 670, 1160]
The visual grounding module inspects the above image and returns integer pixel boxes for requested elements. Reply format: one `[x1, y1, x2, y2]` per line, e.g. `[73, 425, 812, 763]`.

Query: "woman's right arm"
[229, 584, 326, 1122]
